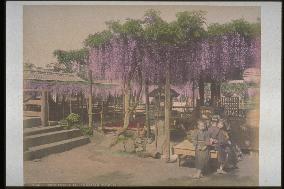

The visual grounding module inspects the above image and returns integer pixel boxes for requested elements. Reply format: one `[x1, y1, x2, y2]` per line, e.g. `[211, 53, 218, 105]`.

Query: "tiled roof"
[24, 69, 87, 83]
[149, 87, 180, 97]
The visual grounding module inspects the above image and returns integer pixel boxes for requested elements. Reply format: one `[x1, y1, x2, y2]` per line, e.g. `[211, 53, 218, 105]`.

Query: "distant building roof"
[24, 69, 87, 83]
[243, 68, 260, 83]
[149, 87, 180, 98]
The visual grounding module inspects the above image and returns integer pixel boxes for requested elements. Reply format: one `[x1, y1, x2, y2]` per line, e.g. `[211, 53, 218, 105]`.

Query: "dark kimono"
[192, 129, 210, 170]
[208, 126, 229, 163]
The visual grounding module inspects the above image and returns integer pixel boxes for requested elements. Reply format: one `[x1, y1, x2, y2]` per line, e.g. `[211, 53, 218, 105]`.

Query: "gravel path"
[24, 132, 258, 186]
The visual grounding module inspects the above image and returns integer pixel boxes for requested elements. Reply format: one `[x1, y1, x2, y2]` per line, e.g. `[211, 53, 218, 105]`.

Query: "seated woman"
[192, 120, 210, 179]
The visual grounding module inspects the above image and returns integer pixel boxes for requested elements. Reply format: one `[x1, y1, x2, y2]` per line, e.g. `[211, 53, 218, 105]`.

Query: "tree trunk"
[62, 95, 66, 119]
[198, 77, 204, 106]
[122, 81, 131, 130]
[88, 71, 93, 135]
[122, 87, 125, 115]
[164, 64, 171, 161]
[47, 92, 50, 123]
[145, 80, 150, 138]
[80, 92, 84, 123]
[41, 90, 48, 127]
[100, 101, 104, 130]
[110, 67, 143, 147]
[69, 95, 72, 114]
[192, 79, 195, 108]
[211, 82, 216, 106]
[216, 83, 221, 107]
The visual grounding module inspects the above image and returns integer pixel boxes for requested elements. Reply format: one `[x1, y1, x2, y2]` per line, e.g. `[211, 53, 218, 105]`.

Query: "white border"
[6, 2, 23, 186]
[6, 1, 282, 186]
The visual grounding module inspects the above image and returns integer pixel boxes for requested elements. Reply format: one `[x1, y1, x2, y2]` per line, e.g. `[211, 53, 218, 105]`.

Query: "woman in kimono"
[192, 120, 210, 178]
[208, 118, 229, 174]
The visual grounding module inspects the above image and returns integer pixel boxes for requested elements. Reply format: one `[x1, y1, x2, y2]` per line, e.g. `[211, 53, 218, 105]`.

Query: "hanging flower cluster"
[40, 10, 261, 98]
[23, 80, 89, 96]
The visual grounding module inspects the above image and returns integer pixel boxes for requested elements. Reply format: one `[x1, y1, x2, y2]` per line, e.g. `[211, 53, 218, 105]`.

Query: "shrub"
[66, 113, 80, 127]
[59, 119, 69, 129]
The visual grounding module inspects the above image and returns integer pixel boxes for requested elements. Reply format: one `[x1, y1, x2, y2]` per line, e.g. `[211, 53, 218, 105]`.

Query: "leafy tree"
[53, 48, 89, 79]
[207, 18, 261, 38]
[24, 62, 36, 70]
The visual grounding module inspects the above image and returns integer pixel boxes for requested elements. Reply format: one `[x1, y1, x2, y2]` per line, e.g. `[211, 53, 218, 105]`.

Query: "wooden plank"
[174, 148, 195, 156]
[23, 89, 49, 92]
[24, 111, 41, 117]
[24, 100, 42, 106]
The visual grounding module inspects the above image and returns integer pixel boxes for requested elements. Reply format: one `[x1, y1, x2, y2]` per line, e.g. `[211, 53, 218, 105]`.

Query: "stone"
[135, 146, 144, 152]
[124, 139, 135, 153]
[110, 141, 125, 152]
[135, 137, 143, 144]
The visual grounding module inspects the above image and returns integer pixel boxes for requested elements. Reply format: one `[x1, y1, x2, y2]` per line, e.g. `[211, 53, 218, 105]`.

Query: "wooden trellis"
[220, 97, 240, 117]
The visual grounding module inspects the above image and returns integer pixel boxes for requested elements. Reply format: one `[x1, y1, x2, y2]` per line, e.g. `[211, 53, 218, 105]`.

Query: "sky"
[23, 5, 260, 67]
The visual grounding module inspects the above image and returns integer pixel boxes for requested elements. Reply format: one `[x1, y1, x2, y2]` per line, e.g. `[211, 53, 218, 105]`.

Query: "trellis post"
[145, 80, 150, 138]
[164, 63, 171, 162]
[41, 90, 48, 127]
[88, 70, 93, 135]
[100, 101, 104, 131]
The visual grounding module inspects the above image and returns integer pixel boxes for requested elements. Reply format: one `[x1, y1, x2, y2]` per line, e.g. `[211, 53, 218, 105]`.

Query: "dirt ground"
[24, 130, 259, 186]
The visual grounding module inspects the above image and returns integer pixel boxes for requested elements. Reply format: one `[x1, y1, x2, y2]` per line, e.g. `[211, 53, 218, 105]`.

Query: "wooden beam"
[164, 64, 171, 161]
[41, 90, 48, 127]
[47, 92, 50, 123]
[198, 77, 204, 106]
[145, 80, 150, 138]
[69, 95, 72, 114]
[88, 70, 93, 135]
[24, 100, 42, 106]
[192, 79, 195, 108]
[100, 101, 104, 131]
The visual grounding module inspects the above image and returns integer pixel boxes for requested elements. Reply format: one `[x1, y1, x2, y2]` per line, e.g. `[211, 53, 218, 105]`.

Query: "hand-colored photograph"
[23, 4, 261, 186]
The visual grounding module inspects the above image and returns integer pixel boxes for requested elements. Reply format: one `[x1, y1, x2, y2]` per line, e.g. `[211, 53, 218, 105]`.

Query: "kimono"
[192, 129, 210, 170]
[208, 126, 229, 164]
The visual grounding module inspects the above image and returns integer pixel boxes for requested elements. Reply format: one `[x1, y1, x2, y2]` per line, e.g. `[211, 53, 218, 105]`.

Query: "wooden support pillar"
[47, 92, 50, 124]
[158, 92, 161, 116]
[80, 92, 84, 122]
[145, 80, 150, 138]
[62, 95, 65, 119]
[216, 83, 221, 107]
[100, 101, 104, 130]
[41, 90, 48, 127]
[164, 64, 171, 161]
[198, 77, 204, 106]
[192, 79, 195, 108]
[113, 95, 116, 120]
[211, 82, 216, 106]
[88, 70, 93, 135]
[69, 94, 72, 114]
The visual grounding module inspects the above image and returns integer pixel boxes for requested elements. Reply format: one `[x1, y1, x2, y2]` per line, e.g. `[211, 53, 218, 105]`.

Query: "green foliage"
[66, 113, 80, 126]
[176, 10, 207, 41]
[53, 48, 89, 73]
[144, 19, 181, 45]
[207, 18, 261, 38]
[59, 119, 70, 129]
[143, 9, 164, 25]
[221, 82, 249, 97]
[24, 62, 36, 70]
[84, 30, 113, 48]
[143, 10, 206, 45]
[79, 126, 93, 136]
[106, 19, 144, 39]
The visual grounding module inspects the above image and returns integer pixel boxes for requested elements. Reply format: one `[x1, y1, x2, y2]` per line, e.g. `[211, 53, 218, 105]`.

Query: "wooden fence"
[219, 97, 246, 118]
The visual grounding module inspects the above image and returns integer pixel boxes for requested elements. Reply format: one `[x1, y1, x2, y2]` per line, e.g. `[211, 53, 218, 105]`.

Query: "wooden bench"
[173, 140, 218, 167]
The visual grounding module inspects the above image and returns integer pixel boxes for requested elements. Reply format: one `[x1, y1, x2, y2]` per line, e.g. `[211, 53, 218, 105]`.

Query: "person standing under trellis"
[208, 116, 229, 174]
[192, 120, 210, 179]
